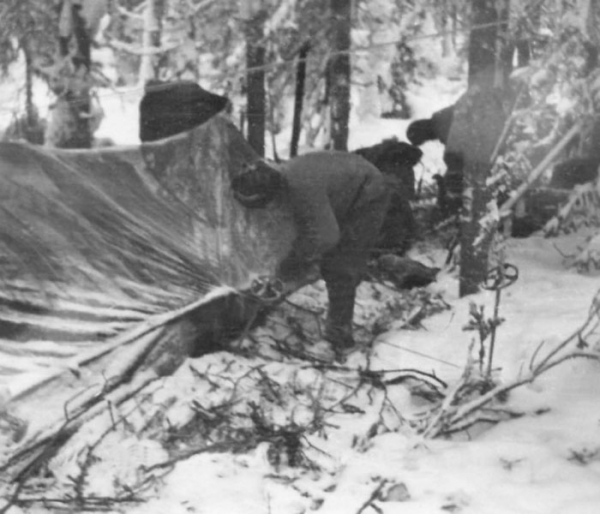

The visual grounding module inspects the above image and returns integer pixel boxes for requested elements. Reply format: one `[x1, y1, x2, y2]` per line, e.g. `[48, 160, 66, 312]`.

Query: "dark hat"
[231, 161, 284, 209]
[406, 119, 436, 146]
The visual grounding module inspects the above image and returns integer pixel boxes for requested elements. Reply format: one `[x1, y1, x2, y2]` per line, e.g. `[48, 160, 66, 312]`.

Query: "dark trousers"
[321, 178, 390, 342]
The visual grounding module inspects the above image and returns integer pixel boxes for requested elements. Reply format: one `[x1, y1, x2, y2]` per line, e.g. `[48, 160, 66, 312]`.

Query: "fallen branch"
[106, 37, 182, 56]
[422, 290, 600, 438]
[355, 479, 388, 514]
[11, 495, 143, 509]
[143, 440, 252, 474]
[3, 368, 160, 483]
[380, 368, 448, 390]
[499, 121, 584, 217]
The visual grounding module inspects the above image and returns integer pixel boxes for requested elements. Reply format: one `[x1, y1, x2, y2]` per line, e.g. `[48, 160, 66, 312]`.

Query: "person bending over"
[232, 152, 391, 357]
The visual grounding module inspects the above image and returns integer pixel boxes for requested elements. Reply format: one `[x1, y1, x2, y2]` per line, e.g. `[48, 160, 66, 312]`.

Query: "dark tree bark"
[290, 43, 310, 158]
[584, 0, 600, 161]
[450, 0, 511, 297]
[243, 3, 267, 157]
[452, 88, 506, 297]
[587, 0, 600, 49]
[46, 0, 107, 149]
[451, 3, 458, 50]
[23, 42, 34, 128]
[20, 38, 44, 144]
[468, 0, 510, 88]
[329, 0, 351, 151]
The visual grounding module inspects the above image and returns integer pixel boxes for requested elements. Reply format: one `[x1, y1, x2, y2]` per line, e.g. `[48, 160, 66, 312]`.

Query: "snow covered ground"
[86, 230, 594, 514]
[2, 54, 600, 514]
[7, 231, 596, 514]
[89, 75, 600, 514]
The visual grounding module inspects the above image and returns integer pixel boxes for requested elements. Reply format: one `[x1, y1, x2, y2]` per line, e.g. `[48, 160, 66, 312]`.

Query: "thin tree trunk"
[290, 43, 310, 158]
[46, 0, 94, 149]
[467, 0, 509, 88]
[441, 0, 451, 57]
[586, 0, 600, 46]
[243, 2, 267, 157]
[451, 3, 457, 50]
[496, 0, 512, 86]
[585, 0, 600, 72]
[68, 1, 92, 148]
[139, 0, 163, 84]
[585, 0, 600, 162]
[19, 36, 42, 145]
[24, 46, 34, 129]
[246, 13, 266, 157]
[329, 0, 351, 151]
[459, 158, 492, 297]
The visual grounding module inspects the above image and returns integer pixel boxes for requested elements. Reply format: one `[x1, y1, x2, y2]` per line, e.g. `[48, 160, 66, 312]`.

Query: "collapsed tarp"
[0, 114, 297, 474]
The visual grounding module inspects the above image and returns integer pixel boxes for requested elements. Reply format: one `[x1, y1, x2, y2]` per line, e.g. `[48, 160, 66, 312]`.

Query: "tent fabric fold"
[0, 115, 297, 449]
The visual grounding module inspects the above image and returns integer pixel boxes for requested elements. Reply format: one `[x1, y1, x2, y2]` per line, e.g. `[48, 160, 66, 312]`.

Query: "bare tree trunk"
[585, 0, 600, 75]
[23, 46, 34, 129]
[46, 0, 98, 149]
[454, 0, 511, 297]
[19, 37, 43, 144]
[139, 0, 164, 84]
[468, 0, 510, 88]
[584, 0, 600, 161]
[586, 0, 600, 46]
[8, 34, 44, 145]
[290, 43, 310, 158]
[245, 24, 266, 157]
[242, 1, 267, 157]
[440, 0, 451, 57]
[329, 0, 351, 151]
[467, 0, 496, 87]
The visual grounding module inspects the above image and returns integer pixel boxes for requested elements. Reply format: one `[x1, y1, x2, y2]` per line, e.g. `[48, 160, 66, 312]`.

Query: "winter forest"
[1, 0, 600, 513]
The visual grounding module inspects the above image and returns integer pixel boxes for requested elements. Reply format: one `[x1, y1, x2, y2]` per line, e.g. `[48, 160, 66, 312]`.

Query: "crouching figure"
[232, 151, 390, 358]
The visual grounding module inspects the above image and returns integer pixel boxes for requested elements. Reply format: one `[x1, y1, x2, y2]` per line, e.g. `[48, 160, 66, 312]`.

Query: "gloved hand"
[249, 275, 285, 304]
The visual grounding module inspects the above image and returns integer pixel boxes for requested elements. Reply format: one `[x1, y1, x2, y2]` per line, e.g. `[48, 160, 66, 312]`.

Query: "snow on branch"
[107, 37, 182, 56]
[421, 289, 600, 439]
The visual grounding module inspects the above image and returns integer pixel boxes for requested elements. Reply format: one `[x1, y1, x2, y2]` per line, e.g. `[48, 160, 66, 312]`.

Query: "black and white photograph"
[0, 0, 599, 512]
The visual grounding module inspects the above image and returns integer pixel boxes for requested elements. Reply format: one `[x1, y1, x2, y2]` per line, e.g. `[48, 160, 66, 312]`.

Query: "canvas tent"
[0, 114, 297, 478]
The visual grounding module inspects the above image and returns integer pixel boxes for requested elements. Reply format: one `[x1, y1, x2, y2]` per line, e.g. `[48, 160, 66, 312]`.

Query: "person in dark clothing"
[232, 152, 392, 357]
[433, 163, 464, 219]
[353, 139, 423, 199]
[375, 179, 416, 255]
[406, 103, 455, 147]
[139, 80, 230, 142]
[352, 139, 421, 254]
[431, 86, 511, 219]
[406, 101, 461, 219]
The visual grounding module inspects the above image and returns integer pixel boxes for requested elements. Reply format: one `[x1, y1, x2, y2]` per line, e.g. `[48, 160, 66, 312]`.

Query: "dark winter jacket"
[279, 150, 388, 261]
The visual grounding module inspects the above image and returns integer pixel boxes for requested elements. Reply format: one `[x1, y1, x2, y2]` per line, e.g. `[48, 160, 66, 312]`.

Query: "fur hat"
[231, 160, 284, 208]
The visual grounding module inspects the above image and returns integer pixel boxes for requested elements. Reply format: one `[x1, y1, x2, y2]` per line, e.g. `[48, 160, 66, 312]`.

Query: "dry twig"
[355, 479, 388, 514]
[422, 292, 600, 438]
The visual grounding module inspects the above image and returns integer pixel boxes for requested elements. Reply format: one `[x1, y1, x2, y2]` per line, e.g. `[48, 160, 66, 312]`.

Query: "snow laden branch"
[475, 121, 585, 249]
[421, 289, 600, 439]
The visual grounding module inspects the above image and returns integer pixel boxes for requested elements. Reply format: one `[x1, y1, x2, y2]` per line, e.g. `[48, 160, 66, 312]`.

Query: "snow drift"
[0, 114, 297, 475]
